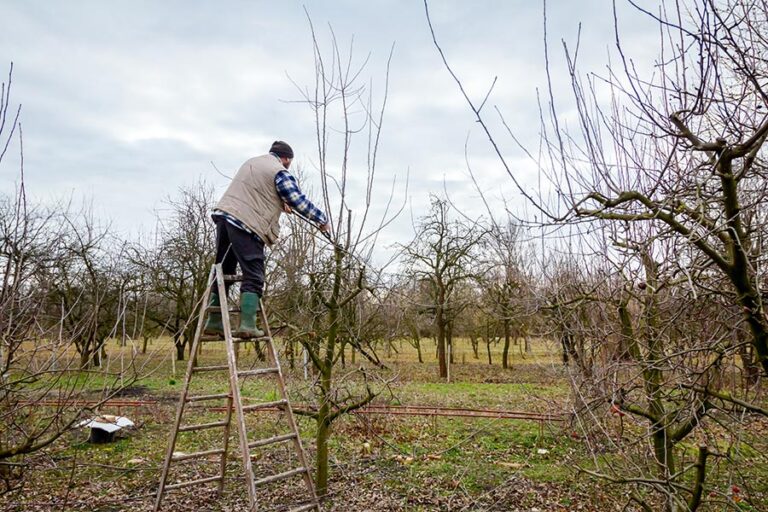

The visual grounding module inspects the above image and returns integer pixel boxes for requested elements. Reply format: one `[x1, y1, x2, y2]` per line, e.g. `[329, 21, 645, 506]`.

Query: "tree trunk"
[736, 329, 760, 387]
[447, 338, 452, 383]
[502, 319, 511, 369]
[561, 333, 572, 366]
[415, 338, 423, 363]
[287, 339, 295, 370]
[315, 404, 331, 497]
[718, 163, 768, 376]
[315, 345, 335, 494]
[650, 422, 678, 512]
[79, 349, 91, 369]
[79, 338, 102, 368]
[175, 342, 185, 361]
[651, 425, 674, 476]
[437, 303, 447, 379]
[315, 249, 342, 496]
[484, 322, 493, 365]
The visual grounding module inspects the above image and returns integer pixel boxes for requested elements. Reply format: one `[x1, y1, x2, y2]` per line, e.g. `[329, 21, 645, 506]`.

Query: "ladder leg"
[214, 266, 235, 496]
[216, 264, 259, 509]
[261, 306, 321, 508]
[154, 266, 217, 512]
[156, 265, 319, 511]
[216, 391, 234, 496]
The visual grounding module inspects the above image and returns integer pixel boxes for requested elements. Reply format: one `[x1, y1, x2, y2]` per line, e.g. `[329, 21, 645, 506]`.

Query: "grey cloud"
[1, 0, 663, 246]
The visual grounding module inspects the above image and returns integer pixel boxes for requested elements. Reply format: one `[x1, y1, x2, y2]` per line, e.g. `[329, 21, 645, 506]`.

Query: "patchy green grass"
[3, 336, 766, 511]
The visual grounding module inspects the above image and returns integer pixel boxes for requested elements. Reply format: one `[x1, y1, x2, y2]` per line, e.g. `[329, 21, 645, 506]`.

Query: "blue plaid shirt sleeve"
[274, 170, 328, 225]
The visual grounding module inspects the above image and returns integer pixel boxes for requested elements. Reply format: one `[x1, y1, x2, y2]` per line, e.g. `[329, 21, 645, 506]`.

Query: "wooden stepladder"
[154, 264, 320, 512]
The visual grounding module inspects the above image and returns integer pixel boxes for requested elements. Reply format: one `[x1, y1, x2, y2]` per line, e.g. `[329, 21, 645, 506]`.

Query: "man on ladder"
[205, 140, 330, 338]
[154, 141, 327, 512]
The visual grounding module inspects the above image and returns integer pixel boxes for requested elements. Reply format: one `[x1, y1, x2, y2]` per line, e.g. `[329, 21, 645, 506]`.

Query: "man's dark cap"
[270, 140, 294, 159]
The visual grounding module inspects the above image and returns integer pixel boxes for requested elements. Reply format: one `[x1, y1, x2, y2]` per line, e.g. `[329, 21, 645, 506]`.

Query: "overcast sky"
[0, 1, 660, 254]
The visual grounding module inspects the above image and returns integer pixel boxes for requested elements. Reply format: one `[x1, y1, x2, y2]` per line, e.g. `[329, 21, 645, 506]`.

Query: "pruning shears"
[290, 210, 379, 296]
[291, 210, 345, 253]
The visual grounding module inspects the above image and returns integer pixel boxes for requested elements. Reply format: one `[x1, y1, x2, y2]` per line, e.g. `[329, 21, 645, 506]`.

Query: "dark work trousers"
[212, 216, 265, 297]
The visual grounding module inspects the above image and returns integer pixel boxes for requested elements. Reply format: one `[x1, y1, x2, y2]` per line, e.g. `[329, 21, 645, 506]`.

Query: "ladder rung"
[178, 420, 229, 432]
[289, 503, 319, 512]
[223, 274, 243, 281]
[164, 475, 222, 491]
[207, 306, 240, 313]
[172, 448, 226, 462]
[242, 399, 287, 412]
[248, 432, 297, 449]
[253, 467, 308, 487]
[186, 393, 230, 402]
[192, 365, 229, 373]
[238, 367, 279, 377]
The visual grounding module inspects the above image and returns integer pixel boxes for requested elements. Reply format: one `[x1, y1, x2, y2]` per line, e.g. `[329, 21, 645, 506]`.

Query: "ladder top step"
[192, 364, 229, 373]
[242, 399, 288, 412]
[171, 448, 225, 462]
[248, 432, 297, 449]
[178, 420, 229, 432]
[163, 475, 222, 491]
[253, 466, 309, 487]
[238, 367, 279, 377]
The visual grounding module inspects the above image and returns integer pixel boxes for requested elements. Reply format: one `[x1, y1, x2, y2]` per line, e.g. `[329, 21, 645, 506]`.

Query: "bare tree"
[401, 196, 487, 379]
[132, 180, 215, 361]
[274, 17, 402, 497]
[425, 0, 768, 509]
[0, 65, 140, 483]
[46, 209, 126, 368]
[482, 220, 531, 368]
[396, 277, 435, 364]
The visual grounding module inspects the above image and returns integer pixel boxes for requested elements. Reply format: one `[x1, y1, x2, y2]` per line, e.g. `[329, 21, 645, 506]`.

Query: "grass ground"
[1, 337, 765, 511]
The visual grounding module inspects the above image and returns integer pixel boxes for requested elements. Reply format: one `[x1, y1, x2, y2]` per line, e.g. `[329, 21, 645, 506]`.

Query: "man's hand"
[282, 203, 293, 214]
[319, 222, 331, 233]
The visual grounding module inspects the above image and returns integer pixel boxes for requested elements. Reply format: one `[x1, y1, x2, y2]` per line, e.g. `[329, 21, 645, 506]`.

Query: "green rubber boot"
[235, 292, 264, 338]
[203, 294, 224, 335]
